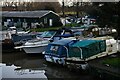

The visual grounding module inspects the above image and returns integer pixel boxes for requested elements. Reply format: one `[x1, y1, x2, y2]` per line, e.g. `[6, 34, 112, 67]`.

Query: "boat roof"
[71, 40, 101, 47]
[2, 10, 59, 18]
[50, 39, 73, 46]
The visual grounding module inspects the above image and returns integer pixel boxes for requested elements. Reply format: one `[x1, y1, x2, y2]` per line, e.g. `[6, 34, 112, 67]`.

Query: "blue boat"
[44, 39, 78, 65]
[44, 38, 107, 70]
[37, 28, 74, 42]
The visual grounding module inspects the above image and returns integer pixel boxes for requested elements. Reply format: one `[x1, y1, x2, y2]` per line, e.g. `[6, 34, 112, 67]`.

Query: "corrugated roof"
[2, 10, 58, 18]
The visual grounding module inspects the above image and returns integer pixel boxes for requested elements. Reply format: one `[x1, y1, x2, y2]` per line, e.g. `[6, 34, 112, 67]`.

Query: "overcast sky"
[0, 0, 119, 6]
[1, 0, 119, 2]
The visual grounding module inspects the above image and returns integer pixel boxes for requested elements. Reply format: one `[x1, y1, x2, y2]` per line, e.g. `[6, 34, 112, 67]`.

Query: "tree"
[84, 2, 119, 38]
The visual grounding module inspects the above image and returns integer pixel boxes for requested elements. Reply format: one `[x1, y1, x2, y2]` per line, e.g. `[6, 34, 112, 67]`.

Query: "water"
[1, 51, 98, 79]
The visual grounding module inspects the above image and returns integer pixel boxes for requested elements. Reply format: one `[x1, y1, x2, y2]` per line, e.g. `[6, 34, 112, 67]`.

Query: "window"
[50, 45, 59, 54]
[44, 18, 47, 24]
[64, 32, 71, 35]
[40, 31, 56, 38]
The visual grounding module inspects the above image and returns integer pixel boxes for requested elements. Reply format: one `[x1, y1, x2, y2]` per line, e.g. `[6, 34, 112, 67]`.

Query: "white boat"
[15, 30, 56, 54]
[1, 63, 47, 79]
[15, 39, 50, 53]
[15, 28, 75, 54]
[8, 26, 30, 35]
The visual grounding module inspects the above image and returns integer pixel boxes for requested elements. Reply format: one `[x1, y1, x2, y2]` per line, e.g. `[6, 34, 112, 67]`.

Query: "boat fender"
[56, 59, 63, 65]
[81, 64, 88, 70]
[56, 59, 59, 64]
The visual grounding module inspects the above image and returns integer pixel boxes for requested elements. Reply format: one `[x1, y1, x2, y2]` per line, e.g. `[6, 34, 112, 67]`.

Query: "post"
[62, 0, 66, 26]
[76, 1, 79, 18]
[62, 0, 65, 18]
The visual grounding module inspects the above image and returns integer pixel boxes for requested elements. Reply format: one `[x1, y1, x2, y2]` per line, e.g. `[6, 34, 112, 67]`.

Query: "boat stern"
[44, 54, 66, 65]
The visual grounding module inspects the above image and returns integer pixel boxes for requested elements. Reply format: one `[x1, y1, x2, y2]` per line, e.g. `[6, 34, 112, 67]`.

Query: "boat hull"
[45, 55, 66, 65]
[2, 39, 15, 53]
[23, 45, 47, 54]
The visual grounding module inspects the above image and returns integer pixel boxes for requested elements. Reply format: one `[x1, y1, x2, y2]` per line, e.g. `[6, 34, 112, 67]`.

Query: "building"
[2, 10, 62, 28]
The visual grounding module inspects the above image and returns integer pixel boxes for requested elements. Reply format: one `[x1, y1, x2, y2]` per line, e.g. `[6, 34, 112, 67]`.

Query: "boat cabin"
[44, 39, 78, 65]
[37, 28, 75, 42]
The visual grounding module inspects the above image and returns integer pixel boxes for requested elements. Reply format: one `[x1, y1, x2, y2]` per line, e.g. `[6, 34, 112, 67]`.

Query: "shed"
[2, 10, 62, 28]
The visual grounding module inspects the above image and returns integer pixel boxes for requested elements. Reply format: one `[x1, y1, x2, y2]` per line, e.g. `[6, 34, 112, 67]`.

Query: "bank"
[88, 52, 120, 80]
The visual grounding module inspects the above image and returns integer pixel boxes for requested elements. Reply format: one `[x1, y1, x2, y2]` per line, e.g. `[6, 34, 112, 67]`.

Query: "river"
[1, 51, 100, 80]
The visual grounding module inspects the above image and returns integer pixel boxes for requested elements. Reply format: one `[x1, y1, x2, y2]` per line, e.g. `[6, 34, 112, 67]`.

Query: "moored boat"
[17, 39, 49, 53]
[15, 28, 75, 54]
[65, 36, 118, 70]
[2, 39, 15, 52]
[65, 39, 106, 70]
[1, 31, 15, 52]
[44, 35, 118, 71]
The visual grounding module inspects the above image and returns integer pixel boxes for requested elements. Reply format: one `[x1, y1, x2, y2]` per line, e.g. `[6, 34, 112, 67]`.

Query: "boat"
[44, 35, 118, 70]
[11, 33, 37, 46]
[44, 39, 78, 65]
[2, 27, 32, 46]
[65, 36, 118, 70]
[7, 26, 30, 35]
[1, 31, 15, 52]
[65, 39, 106, 70]
[15, 28, 75, 54]
[17, 39, 49, 53]
[1, 63, 47, 79]
[1, 27, 31, 52]
[2, 39, 15, 52]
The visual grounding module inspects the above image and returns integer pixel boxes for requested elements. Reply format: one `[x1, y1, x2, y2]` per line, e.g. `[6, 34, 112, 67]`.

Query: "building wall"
[2, 12, 62, 28]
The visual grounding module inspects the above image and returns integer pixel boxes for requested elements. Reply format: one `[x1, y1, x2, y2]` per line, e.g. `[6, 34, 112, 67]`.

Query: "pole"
[62, 0, 65, 18]
[62, 0, 66, 26]
[76, 1, 79, 18]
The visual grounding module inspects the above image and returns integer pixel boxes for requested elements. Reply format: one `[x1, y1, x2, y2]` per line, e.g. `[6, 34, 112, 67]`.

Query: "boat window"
[40, 31, 56, 38]
[64, 32, 71, 35]
[16, 28, 24, 31]
[69, 47, 81, 57]
[72, 47, 80, 53]
[50, 45, 59, 54]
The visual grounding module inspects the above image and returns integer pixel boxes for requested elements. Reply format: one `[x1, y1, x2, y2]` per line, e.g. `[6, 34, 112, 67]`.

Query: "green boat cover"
[68, 40, 106, 59]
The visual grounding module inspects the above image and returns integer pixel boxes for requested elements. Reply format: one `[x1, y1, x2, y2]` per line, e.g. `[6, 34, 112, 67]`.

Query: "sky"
[0, 0, 119, 3]
[0, 0, 119, 6]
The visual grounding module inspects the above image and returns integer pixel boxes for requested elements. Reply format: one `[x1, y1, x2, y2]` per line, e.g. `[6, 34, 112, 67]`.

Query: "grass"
[102, 58, 120, 68]
[30, 26, 62, 32]
[2, 23, 81, 32]
[30, 23, 81, 32]
[65, 23, 81, 27]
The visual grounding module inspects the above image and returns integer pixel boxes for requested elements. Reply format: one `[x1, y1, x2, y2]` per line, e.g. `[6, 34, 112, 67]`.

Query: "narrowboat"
[44, 39, 78, 65]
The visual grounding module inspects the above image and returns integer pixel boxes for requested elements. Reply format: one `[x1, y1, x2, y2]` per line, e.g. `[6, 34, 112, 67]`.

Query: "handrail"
[63, 46, 83, 59]
[63, 46, 69, 58]
[76, 47, 83, 59]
